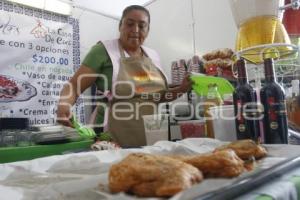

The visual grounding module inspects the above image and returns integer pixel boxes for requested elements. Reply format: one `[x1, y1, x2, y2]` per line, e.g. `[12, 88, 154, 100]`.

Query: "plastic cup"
[142, 114, 169, 145]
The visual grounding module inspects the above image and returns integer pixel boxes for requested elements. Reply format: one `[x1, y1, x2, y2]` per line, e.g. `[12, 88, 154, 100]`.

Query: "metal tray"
[174, 144, 300, 200]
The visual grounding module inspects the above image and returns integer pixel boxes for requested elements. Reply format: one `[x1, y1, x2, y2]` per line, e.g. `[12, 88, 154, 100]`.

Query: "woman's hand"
[56, 103, 74, 128]
[56, 65, 98, 128]
[179, 74, 193, 93]
[161, 74, 193, 102]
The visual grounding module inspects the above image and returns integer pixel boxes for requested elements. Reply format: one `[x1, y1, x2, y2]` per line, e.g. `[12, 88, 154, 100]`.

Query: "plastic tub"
[208, 105, 237, 141]
[142, 114, 169, 145]
[178, 119, 206, 139]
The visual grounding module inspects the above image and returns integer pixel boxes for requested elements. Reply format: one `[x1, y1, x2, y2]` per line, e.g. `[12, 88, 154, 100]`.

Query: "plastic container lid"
[190, 73, 234, 97]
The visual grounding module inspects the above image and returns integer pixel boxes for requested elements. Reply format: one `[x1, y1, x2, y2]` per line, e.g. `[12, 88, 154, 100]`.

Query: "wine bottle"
[233, 59, 260, 141]
[260, 58, 288, 144]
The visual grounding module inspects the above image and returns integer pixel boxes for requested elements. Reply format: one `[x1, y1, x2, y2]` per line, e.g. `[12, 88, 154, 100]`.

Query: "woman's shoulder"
[82, 42, 112, 71]
[90, 42, 108, 54]
[84, 42, 111, 61]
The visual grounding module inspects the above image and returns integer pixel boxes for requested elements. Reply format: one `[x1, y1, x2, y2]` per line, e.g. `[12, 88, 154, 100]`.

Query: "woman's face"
[119, 10, 149, 51]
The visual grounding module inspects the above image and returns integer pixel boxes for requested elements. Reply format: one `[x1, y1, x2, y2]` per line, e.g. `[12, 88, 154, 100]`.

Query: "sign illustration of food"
[0, 75, 37, 102]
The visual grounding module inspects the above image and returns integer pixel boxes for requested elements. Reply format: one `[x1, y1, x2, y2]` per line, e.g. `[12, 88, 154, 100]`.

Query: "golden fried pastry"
[108, 153, 203, 197]
[243, 158, 256, 171]
[204, 58, 233, 69]
[203, 48, 234, 61]
[171, 149, 245, 178]
[215, 139, 267, 160]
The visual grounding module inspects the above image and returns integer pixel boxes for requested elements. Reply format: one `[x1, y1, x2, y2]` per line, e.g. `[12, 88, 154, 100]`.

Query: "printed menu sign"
[0, 1, 85, 125]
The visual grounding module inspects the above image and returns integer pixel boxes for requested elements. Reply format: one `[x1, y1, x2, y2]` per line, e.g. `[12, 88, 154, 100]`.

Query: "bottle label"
[245, 102, 261, 119]
[236, 100, 246, 132]
[270, 122, 279, 130]
[237, 100, 244, 121]
[268, 97, 277, 123]
[267, 97, 287, 130]
[238, 124, 246, 132]
[276, 102, 287, 115]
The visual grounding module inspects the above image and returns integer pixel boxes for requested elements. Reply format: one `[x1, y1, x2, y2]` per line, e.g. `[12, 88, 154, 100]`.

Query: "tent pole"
[190, 0, 196, 55]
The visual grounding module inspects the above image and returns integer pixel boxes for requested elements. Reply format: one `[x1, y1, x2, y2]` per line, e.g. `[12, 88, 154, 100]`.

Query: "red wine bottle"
[260, 58, 288, 144]
[233, 59, 260, 141]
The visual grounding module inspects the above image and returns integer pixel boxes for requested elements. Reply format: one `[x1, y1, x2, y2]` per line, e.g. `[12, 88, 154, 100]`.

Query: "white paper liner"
[0, 138, 299, 200]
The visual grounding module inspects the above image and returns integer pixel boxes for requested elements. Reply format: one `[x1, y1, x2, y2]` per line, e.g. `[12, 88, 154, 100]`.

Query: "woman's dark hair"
[119, 5, 150, 28]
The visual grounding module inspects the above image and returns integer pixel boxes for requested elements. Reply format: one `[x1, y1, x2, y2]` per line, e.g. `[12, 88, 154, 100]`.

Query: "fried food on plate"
[108, 153, 203, 197]
[215, 139, 267, 160]
[171, 149, 245, 178]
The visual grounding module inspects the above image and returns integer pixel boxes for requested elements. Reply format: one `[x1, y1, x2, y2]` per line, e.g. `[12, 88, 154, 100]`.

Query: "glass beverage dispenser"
[229, 0, 298, 64]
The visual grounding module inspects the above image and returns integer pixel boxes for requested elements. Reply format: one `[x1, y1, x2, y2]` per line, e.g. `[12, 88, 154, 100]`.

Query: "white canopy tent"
[5, 0, 237, 76]
[73, 0, 156, 19]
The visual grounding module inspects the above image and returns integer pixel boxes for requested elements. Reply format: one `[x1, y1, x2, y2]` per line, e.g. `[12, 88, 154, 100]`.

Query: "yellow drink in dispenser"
[236, 16, 278, 49]
[229, 0, 298, 64]
[235, 16, 293, 64]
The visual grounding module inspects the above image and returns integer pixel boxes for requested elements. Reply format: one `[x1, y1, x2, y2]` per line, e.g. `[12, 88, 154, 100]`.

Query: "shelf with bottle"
[232, 43, 300, 90]
[233, 57, 289, 144]
[233, 43, 299, 65]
